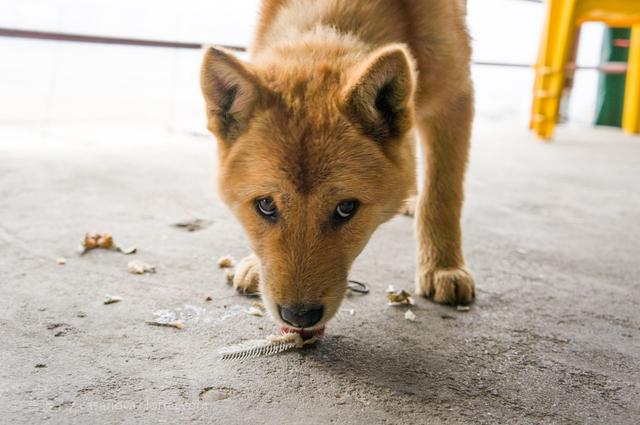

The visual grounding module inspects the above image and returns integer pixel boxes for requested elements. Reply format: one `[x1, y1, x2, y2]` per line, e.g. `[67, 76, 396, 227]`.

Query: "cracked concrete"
[1, 121, 639, 424]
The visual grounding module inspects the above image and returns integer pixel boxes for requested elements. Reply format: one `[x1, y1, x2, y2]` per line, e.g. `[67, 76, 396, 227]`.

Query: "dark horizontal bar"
[473, 61, 532, 68]
[0, 28, 247, 52]
[475, 60, 628, 74]
[0, 27, 628, 74]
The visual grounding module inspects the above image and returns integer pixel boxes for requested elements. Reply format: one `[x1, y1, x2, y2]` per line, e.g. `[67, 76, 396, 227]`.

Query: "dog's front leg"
[415, 92, 475, 305]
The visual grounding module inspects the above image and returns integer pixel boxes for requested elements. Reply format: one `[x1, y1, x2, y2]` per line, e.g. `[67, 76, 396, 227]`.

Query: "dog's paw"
[232, 254, 261, 295]
[415, 266, 475, 305]
[398, 196, 417, 217]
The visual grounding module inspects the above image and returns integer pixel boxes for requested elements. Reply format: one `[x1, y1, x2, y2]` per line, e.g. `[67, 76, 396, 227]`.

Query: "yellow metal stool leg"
[531, 0, 577, 140]
[531, 2, 552, 130]
[622, 24, 640, 134]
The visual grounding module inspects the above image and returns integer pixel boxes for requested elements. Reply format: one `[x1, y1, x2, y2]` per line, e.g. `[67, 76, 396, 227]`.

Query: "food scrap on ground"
[145, 319, 185, 329]
[247, 306, 264, 317]
[78, 233, 136, 255]
[56, 257, 66, 265]
[247, 302, 265, 317]
[270, 332, 319, 349]
[224, 269, 234, 285]
[145, 309, 185, 329]
[117, 245, 137, 254]
[171, 218, 212, 232]
[103, 295, 122, 305]
[386, 285, 414, 306]
[205, 295, 213, 302]
[217, 255, 234, 268]
[457, 305, 471, 312]
[127, 260, 156, 275]
[404, 309, 417, 321]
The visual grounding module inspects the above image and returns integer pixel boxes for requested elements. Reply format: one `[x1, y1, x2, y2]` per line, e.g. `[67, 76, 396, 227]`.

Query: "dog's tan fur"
[201, 0, 474, 328]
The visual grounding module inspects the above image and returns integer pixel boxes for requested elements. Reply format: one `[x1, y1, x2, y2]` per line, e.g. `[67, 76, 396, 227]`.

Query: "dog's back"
[253, 0, 471, 113]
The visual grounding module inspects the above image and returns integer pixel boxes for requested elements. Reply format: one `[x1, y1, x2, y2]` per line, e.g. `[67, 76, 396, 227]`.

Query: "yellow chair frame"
[531, 0, 640, 139]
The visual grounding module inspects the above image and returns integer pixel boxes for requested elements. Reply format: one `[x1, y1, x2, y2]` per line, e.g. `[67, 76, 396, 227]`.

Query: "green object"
[595, 28, 630, 127]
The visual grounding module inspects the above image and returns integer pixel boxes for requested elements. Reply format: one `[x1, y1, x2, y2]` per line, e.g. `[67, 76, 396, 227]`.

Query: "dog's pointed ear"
[342, 45, 416, 142]
[200, 47, 260, 142]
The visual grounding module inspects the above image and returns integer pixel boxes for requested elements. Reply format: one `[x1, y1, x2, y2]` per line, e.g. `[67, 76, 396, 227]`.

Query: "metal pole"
[0, 27, 628, 74]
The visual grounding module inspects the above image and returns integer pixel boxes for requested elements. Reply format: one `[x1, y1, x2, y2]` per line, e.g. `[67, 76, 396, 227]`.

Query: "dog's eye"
[334, 199, 359, 222]
[256, 197, 278, 221]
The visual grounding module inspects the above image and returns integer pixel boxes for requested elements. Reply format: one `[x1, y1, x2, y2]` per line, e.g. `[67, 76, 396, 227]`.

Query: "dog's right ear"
[342, 45, 416, 143]
[200, 47, 260, 142]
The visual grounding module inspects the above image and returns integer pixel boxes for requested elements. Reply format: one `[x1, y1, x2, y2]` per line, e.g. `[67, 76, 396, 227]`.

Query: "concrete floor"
[1, 121, 639, 424]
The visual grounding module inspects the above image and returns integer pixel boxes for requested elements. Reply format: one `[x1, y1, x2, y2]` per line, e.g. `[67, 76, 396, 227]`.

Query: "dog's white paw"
[232, 254, 261, 295]
[415, 266, 475, 305]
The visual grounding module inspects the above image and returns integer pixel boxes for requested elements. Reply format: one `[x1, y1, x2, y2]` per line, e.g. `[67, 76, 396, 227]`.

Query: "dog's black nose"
[278, 304, 324, 328]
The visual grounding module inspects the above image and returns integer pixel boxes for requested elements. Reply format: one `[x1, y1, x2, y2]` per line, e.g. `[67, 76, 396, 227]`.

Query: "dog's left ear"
[200, 46, 260, 143]
[342, 45, 416, 142]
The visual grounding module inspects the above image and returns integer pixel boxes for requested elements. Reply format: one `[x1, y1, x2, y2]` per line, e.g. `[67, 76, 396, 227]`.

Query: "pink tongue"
[279, 325, 325, 339]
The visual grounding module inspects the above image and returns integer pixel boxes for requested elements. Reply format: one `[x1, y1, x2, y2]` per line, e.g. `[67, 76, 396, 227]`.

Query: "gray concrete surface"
[1, 121, 639, 424]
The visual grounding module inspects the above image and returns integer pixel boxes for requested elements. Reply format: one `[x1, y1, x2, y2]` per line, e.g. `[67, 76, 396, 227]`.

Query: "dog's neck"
[252, 24, 369, 68]
[250, 1, 382, 69]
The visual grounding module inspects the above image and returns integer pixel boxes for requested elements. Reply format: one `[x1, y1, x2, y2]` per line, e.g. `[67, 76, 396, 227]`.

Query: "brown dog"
[200, 0, 474, 331]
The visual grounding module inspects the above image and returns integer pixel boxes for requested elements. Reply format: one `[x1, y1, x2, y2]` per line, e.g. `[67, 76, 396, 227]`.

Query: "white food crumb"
[404, 309, 417, 321]
[127, 260, 156, 274]
[104, 295, 122, 305]
[56, 257, 66, 265]
[456, 305, 471, 312]
[247, 306, 264, 317]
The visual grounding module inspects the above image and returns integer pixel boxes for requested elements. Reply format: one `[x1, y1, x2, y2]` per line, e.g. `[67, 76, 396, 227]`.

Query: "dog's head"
[201, 44, 416, 329]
